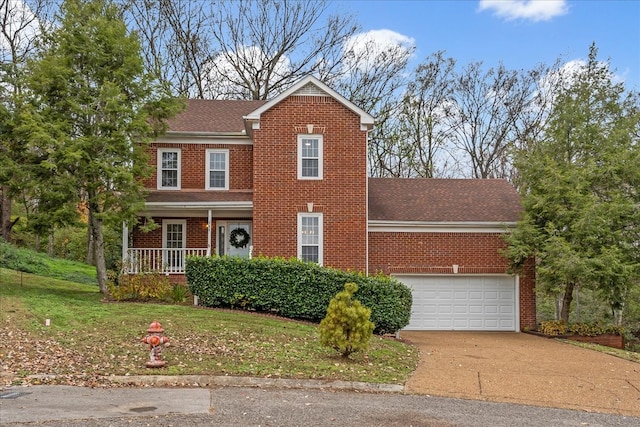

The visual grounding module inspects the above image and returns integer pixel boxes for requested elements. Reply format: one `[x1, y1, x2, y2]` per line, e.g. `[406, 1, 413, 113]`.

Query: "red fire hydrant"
[142, 320, 169, 368]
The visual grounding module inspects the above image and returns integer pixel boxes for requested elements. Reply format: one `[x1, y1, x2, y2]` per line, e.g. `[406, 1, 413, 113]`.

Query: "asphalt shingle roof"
[167, 99, 267, 133]
[368, 178, 522, 222]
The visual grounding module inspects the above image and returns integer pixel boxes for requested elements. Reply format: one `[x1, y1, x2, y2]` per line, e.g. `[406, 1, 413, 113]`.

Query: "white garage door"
[396, 275, 517, 331]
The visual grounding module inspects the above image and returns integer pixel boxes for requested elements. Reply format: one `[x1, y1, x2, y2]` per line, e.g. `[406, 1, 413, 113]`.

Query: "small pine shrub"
[319, 282, 375, 358]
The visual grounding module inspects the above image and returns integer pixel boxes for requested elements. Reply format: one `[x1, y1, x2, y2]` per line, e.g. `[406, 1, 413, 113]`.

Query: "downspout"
[365, 175, 369, 277]
[365, 128, 371, 276]
[207, 209, 212, 256]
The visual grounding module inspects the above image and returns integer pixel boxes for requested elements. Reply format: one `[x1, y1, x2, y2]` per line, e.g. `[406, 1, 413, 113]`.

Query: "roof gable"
[244, 76, 375, 130]
[368, 178, 522, 223]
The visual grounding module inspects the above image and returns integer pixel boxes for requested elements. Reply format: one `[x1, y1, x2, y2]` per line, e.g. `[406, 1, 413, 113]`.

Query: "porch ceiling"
[143, 190, 253, 218]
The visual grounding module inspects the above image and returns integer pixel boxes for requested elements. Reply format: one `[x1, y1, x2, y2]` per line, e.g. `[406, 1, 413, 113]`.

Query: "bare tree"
[208, 0, 357, 100]
[444, 61, 559, 179]
[394, 51, 457, 178]
[328, 31, 414, 177]
[364, 52, 561, 180]
[122, 0, 358, 100]
[120, 0, 215, 98]
[444, 62, 519, 178]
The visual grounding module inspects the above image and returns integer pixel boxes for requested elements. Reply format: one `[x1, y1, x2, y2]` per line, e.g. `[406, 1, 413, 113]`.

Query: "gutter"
[367, 220, 517, 233]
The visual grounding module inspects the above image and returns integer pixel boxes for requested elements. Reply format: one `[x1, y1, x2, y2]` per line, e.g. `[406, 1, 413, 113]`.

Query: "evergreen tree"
[22, 0, 182, 294]
[319, 282, 375, 358]
[505, 44, 640, 324]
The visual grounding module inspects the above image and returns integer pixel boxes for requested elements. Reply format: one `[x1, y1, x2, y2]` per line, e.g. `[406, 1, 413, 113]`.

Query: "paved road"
[1, 385, 639, 427]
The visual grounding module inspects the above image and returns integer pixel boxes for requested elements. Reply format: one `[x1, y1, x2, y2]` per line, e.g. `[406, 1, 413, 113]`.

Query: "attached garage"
[396, 275, 518, 331]
[368, 178, 537, 331]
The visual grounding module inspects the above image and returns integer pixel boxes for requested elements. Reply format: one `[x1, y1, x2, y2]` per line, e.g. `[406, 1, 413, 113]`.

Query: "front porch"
[123, 248, 209, 274]
[122, 217, 253, 274]
[124, 196, 254, 275]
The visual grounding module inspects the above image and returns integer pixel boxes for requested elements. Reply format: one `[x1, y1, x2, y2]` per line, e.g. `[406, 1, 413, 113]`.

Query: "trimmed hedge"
[185, 256, 412, 334]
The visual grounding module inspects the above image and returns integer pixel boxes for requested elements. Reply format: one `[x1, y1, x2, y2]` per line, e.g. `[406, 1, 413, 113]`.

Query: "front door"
[163, 220, 186, 272]
[217, 221, 252, 258]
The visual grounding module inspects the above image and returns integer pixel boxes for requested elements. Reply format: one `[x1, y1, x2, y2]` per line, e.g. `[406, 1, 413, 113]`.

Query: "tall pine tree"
[23, 0, 182, 294]
[505, 44, 640, 323]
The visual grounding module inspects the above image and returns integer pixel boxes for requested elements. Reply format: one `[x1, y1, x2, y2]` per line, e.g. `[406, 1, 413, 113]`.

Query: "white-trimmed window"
[206, 149, 229, 190]
[162, 219, 186, 271]
[157, 148, 181, 190]
[297, 135, 323, 180]
[298, 213, 323, 265]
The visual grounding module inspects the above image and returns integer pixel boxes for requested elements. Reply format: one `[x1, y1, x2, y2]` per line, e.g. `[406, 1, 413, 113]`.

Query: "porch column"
[121, 222, 128, 265]
[207, 209, 212, 256]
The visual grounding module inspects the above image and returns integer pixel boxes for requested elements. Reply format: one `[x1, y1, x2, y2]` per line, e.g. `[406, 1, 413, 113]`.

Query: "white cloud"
[0, 0, 41, 55]
[345, 29, 415, 55]
[478, 0, 568, 22]
[343, 29, 415, 71]
[205, 45, 292, 99]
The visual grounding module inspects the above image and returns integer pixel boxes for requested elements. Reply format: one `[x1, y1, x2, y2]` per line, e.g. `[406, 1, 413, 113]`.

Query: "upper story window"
[298, 213, 323, 265]
[298, 135, 323, 180]
[206, 149, 229, 190]
[157, 148, 181, 190]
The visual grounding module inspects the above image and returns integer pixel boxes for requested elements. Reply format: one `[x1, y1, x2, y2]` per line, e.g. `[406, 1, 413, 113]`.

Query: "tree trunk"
[86, 210, 95, 265]
[560, 282, 575, 324]
[89, 205, 109, 296]
[48, 227, 55, 257]
[613, 307, 623, 326]
[1, 186, 12, 241]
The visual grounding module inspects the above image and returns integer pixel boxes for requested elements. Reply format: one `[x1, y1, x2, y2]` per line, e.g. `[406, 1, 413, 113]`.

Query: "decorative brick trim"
[294, 125, 326, 134]
[298, 204, 323, 213]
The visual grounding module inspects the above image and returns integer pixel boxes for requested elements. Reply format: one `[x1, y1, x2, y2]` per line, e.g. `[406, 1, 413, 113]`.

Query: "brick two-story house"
[123, 75, 536, 331]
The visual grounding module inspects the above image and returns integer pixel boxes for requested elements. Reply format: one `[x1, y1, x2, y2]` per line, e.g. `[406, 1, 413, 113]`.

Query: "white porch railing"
[124, 248, 208, 274]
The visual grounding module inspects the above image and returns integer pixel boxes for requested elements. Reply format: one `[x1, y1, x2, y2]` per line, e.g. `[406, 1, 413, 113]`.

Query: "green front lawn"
[0, 268, 418, 386]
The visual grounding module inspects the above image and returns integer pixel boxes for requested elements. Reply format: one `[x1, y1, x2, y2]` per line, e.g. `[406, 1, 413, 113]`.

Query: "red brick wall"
[566, 334, 624, 349]
[142, 142, 253, 190]
[131, 217, 210, 250]
[252, 95, 368, 271]
[131, 219, 162, 248]
[368, 231, 536, 331]
[519, 257, 536, 330]
[369, 232, 511, 274]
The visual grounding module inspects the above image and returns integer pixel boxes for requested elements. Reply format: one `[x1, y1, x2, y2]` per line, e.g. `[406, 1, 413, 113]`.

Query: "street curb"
[107, 374, 405, 393]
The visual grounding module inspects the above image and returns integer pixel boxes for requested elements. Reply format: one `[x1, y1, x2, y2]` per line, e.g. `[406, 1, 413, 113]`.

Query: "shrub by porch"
[185, 256, 412, 335]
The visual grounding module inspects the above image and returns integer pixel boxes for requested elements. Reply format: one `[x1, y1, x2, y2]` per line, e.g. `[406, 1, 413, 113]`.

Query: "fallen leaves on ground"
[0, 325, 120, 388]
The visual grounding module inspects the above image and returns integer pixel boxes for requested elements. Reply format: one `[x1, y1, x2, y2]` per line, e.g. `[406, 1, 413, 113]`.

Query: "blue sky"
[333, 0, 640, 90]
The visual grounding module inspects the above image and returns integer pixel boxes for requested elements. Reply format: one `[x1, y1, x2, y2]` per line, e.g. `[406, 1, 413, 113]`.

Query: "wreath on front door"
[229, 227, 251, 249]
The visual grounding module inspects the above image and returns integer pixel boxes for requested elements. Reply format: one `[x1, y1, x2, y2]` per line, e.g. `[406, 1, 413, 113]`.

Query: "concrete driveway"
[400, 331, 640, 417]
